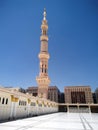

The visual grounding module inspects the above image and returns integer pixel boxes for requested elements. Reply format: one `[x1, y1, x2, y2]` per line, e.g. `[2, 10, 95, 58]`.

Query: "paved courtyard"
[0, 112, 98, 130]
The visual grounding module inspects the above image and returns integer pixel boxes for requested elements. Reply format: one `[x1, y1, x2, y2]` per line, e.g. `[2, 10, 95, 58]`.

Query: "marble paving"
[0, 112, 98, 130]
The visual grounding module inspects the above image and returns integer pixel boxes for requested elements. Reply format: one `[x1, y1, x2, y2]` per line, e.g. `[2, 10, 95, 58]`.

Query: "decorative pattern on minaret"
[36, 9, 50, 99]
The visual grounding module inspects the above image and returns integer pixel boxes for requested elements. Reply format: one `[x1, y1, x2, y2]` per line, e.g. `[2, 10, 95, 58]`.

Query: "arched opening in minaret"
[45, 65, 47, 73]
[45, 69, 47, 73]
[43, 30, 47, 35]
[42, 64, 43, 73]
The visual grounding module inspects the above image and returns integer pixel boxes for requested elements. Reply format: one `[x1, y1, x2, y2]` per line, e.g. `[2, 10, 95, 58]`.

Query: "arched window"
[42, 64, 43, 73]
[6, 98, 8, 104]
[45, 69, 47, 73]
[45, 65, 47, 73]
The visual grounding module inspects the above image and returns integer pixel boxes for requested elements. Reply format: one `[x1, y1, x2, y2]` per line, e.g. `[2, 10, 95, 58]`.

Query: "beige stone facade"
[26, 86, 60, 103]
[26, 87, 38, 97]
[95, 88, 98, 103]
[48, 86, 60, 103]
[64, 86, 93, 104]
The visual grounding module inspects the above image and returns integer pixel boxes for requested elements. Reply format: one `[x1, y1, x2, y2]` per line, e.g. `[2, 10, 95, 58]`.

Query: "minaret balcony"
[40, 35, 48, 41]
[38, 53, 50, 59]
[36, 76, 50, 86]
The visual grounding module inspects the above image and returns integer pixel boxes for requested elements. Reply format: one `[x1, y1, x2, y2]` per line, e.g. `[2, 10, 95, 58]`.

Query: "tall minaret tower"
[36, 9, 50, 99]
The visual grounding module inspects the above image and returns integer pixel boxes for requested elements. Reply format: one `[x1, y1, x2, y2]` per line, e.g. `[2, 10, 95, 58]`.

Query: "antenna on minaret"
[43, 8, 46, 20]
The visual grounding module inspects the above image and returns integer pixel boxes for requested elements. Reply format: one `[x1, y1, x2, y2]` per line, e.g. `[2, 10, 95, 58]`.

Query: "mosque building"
[27, 9, 94, 105]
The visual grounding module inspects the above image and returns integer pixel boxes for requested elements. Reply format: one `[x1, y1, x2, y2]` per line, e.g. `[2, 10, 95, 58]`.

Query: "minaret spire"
[43, 8, 46, 20]
[36, 9, 50, 99]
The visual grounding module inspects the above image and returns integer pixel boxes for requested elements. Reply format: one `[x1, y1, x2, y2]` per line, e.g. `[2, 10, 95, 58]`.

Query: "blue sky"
[0, 0, 98, 92]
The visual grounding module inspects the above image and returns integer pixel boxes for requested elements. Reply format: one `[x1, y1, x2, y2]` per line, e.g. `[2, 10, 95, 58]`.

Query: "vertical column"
[89, 105, 91, 113]
[67, 104, 69, 113]
[10, 95, 19, 120]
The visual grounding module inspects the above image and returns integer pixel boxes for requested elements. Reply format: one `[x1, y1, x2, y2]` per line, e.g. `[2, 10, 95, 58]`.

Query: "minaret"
[36, 9, 50, 99]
